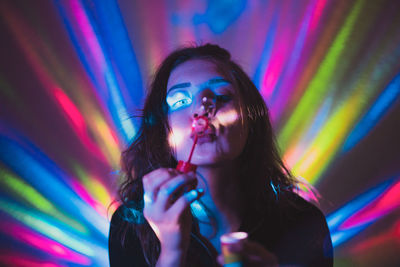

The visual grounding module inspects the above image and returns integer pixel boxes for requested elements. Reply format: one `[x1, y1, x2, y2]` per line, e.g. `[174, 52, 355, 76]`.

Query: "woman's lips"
[189, 121, 217, 144]
[190, 123, 216, 138]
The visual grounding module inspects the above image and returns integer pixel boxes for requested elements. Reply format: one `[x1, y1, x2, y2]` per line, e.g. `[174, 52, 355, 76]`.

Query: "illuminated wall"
[0, 0, 399, 266]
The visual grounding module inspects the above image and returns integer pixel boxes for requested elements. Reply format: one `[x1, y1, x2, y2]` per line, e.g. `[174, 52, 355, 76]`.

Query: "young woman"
[109, 44, 333, 266]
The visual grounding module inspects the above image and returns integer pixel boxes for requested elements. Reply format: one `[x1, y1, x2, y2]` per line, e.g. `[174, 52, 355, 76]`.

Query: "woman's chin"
[190, 154, 233, 167]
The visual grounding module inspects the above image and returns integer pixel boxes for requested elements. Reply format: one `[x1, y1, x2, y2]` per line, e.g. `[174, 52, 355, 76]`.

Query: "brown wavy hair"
[117, 44, 296, 266]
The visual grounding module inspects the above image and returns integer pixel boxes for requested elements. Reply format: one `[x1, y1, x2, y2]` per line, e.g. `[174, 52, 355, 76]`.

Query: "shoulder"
[274, 191, 334, 266]
[109, 205, 149, 266]
[276, 191, 331, 242]
[109, 204, 146, 244]
[109, 205, 137, 249]
[110, 205, 126, 227]
[109, 205, 132, 238]
[279, 191, 326, 221]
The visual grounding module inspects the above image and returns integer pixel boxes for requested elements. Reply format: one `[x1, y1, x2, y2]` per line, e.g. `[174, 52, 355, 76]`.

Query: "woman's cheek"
[168, 114, 192, 160]
[168, 127, 187, 155]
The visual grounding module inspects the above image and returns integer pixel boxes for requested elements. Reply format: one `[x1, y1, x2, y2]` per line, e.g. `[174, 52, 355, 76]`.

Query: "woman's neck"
[195, 163, 245, 249]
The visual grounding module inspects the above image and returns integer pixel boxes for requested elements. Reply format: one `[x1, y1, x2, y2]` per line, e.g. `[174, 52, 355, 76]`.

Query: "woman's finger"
[216, 254, 224, 266]
[156, 172, 197, 210]
[143, 168, 178, 204]
[169, 188, 204, 215]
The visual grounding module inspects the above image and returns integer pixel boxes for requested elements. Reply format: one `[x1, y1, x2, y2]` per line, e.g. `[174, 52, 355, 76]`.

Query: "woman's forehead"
[167, 59, 224, 89]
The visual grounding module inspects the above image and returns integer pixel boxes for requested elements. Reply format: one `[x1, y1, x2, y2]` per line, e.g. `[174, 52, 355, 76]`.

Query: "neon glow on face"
[168, 127, 187, 150]
[166, 91, 193, 111]
[166, 60, 248, 165]
[216, 109, 239, 127]
[166, 78, 232, 112]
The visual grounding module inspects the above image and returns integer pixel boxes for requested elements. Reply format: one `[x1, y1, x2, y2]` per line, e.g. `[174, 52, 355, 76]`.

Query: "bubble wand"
[176, 115, 209, 173]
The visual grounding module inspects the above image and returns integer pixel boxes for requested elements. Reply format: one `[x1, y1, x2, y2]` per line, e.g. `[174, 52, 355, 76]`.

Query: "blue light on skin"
[166, 90, 193, 112]
[166, 77, 233, 112]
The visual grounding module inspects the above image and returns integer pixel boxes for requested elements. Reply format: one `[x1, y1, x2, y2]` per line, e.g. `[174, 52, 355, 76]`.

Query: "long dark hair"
[117, 44, 296, 265]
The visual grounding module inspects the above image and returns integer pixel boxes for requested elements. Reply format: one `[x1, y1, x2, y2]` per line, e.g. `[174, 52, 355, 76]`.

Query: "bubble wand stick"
[176, 115, 209, 173]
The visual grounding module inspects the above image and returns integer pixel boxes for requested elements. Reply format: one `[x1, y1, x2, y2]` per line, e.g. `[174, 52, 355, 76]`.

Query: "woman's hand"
[142, 168, 203, 266]
[218, 239, 278, 267]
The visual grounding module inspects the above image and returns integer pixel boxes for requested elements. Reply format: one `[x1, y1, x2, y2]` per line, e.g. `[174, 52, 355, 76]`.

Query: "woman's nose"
[192, 94, 216, 119]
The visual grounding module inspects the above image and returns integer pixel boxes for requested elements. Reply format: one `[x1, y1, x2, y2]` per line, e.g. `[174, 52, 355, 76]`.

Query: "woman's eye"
[173, 98, 191, 109]
[216, 95, 232, 103]
[166, 92, 193, 111]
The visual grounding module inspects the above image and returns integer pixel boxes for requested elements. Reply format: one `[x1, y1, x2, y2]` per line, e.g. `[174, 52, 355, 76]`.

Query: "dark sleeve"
[108, 207, 149, 267]
[275, 196, 333, 267]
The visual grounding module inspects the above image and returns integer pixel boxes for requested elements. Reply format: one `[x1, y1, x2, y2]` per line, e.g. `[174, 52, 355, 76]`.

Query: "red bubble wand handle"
[176, 115, 209, 173]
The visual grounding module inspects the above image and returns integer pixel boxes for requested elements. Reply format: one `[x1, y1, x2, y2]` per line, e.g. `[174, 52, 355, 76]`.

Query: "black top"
[109, 192, 333, 266]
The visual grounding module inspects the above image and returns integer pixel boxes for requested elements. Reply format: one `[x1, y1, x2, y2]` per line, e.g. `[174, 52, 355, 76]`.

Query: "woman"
[109, 44, 333, 266]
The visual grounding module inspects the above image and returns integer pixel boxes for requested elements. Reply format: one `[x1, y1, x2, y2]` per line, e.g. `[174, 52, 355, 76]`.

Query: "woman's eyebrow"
[208, 78, 230, 85]
[167, 82, 191, 93]
[167, 78, 229, 93]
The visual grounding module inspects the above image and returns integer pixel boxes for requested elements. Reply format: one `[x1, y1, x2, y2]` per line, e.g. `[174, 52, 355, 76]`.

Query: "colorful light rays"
[0, 133, 110, 236]
[52, 87, 121, 168]
[348, 220, 400, 266]
[327, 177, 400, 247]
[278, 0, 364, 153]
[0, 131, 110, 266]
[54, 0, 140, 144]
[1, 0, 400, 266]
[266, 0, 329, 113]
[0, 168, 87, 235]
[343, 73, 400, 152]
[274, 0, 400, 184]
[0, 1, 122, 170]
[1, 221, 91, 265]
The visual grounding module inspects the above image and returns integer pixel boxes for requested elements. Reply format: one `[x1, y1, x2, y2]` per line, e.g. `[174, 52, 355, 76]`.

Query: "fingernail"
[197, 188, 204, 194]
[144, 193, 153, 204]
[188, 189, 198, 198]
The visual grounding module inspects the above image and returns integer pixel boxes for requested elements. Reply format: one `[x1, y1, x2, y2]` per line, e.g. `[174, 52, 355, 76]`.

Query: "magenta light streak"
[308, 0, 328, 32]
[52, 87, 108, 163]
[293, 177, 321, 204]
[3, 222, 91, 265]
[0, 253, 65, 267]
[69, 0, 106, 70]
[351, 220, 400, 254]
[340, 178, 400, 230]
[260, 1, 292, 100]
[63, 0, 136, 141]
[269, 0, 327, 122]
[68, 178, 106, 219]
[53, 87, 85, 132]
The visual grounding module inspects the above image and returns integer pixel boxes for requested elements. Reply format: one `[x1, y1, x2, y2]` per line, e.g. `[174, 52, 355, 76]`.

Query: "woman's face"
[166, 59, 248, 166]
